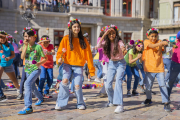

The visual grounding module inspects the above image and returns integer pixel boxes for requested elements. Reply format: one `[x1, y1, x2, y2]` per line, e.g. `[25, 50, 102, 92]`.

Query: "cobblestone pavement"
[0, 67, 180, 120]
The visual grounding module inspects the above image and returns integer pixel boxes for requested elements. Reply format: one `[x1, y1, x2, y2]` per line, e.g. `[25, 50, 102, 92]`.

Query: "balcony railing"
[70, 5, 103, 15]
[152, 18, 180, 27]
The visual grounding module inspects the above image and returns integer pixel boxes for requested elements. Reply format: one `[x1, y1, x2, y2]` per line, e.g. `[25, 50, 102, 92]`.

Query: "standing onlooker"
[66, 0, 70, 12]
[48, 0, 53, 12]
[80, 0, 83, 5]
[58, 0, 62, 12]
[53, 0, 57, 12]
[36, 0, 41, 11]
[41, 0, 45, 11]
[77, 1, 81, 6]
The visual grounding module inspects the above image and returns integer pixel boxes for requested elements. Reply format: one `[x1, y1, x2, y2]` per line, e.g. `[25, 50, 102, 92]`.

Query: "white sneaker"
[79, 105, 86, 110]
[69, 93, 76, 98]
[55, 104, 62, 111]
[83, 97, 87, 101]
[88, 79, 91, 82]
[17, 89, 20, 95]
[94, 78, 101, 83]
[107, 103, 113, 107]
[114, 105, 124, 113]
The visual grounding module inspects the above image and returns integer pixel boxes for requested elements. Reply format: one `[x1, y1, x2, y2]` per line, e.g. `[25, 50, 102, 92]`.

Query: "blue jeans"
[0, 79, 6, 88]
[20, 66, 39, 94]
[13, 53, 20, 78]
[24, 69, 43, 108]
[57, 63, 64, 80]
[71, 75, 84, 93]
[175, 73, 180, 84]
[56, 64, 85, 108]
[0, 80, 4, 97]
[163, 58, 171, 83]
[122, 71, 126, 81]
[38, 66, 53, 95]
[93, 60, 102, 79]
[167, 61, 180, 97]
[106, 59, 126, 105]
[145, 72, 169, 103]
[136, 60, 145, 86]
[126, 65, 140, 90]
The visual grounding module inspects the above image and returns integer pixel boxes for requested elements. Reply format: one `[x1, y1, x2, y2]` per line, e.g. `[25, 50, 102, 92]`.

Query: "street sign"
[169, 36, 176, 42]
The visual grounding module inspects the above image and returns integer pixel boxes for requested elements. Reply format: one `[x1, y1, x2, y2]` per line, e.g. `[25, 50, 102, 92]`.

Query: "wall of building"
[159, 2, 171, 20]
[159, 29, 179, 40]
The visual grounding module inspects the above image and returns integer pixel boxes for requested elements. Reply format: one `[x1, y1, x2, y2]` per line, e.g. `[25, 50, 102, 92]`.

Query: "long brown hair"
[103, 27, 122, 59]
[69, 20, 86, 51]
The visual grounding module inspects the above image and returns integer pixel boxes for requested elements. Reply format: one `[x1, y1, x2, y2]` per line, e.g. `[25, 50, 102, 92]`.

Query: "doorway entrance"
[81, 27, 91, 44]
[124, 33, 132, 43]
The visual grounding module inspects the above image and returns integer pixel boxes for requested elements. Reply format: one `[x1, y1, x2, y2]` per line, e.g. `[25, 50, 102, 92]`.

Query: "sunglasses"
[137, 45, 143, 48]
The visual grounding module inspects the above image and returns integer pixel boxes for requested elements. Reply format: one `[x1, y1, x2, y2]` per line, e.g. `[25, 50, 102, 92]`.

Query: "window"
[174, 2, 180, 22]
[54, 31, 64, 47]
[124, 33, 132, 43]
[149, 0, 154, 18]
[101, 0, 111, 16]
[123, 0, 132, 17]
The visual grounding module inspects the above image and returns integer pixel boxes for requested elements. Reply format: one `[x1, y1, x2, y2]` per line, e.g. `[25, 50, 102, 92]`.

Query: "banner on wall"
[169, 36, 176, 42]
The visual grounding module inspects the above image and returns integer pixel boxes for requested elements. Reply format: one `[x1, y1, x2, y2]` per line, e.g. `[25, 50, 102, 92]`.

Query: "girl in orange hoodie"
[55, 19, 95, 110]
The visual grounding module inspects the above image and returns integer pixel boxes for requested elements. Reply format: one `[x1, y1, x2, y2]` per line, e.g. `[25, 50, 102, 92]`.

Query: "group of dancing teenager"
[0, 18, 180, 115]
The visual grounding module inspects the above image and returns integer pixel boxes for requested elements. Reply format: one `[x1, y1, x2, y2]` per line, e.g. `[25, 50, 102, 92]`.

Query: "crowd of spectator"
[31, 0, 93, 13]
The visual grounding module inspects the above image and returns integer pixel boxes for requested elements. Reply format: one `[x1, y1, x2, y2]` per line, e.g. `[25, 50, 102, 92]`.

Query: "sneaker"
[17, 89, 20, 95]
[123, 80, 127, 84]
[94, 78, 101, 83]
[114, 105, 124, 113]
[35, 100, 43, 106]
[127, 90, 131, 97]
[78, 105, 86, 110]
[17, 75, 21, 79]
[0, 95, 7, 102]
[44, 94, 53, 98]
[18, 107, 33, 115]
[97, 93, 108, 98]
[132, 90, 139, 96]
[69, 93, 76, 98]
[141, 99, 152, 105]
[138, 85, 145, 93]
[164, 103, 171, 112]
[17, 94, 23, 100]
[107, 103, 113, 107]
[83, 97, 87, 101]
[88, 79, 91, 82]
[55, 104, 62, 111]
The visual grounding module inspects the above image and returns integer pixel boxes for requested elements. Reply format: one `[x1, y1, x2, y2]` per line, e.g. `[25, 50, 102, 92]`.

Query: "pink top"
[172, 39, 180, 63]
[97, 39, 124, 60]
[97, 37, 109, 62]
[8, 41, 20, 54]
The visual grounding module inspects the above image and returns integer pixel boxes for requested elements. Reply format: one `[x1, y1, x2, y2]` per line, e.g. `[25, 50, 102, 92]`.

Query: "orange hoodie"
[56, 35, 95, 76]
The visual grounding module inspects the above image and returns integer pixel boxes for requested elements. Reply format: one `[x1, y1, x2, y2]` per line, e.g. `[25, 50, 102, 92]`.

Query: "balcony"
[149, 12, 158, 19]
[70, 5, 104, 15]
[151, 18, 180, 28]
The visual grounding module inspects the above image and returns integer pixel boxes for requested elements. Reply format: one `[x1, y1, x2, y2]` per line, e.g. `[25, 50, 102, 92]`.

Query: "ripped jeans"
[145, 72, 169, 103]
[56, 63, 85, 108]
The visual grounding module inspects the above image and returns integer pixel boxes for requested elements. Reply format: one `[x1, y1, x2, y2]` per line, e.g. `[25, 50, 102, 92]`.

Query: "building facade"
[0, 0, 158, 47]
[152, 0, 180, 42]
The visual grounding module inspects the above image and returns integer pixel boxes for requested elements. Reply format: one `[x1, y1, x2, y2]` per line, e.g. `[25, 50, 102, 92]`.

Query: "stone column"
[97, 23, 103, 40]
[132, 0, 136, 17]
[75, 0, 78, 4]
[93, 0, 97, 6]
[111, 0, 115, 16]
[115, 0, 120, 16]
[98, 0, 101, 7]
[120, 0, 123, 16]
[136, 0, 141, 17]
[69, 0, 73, 5]
[141, 0, 145, 18]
